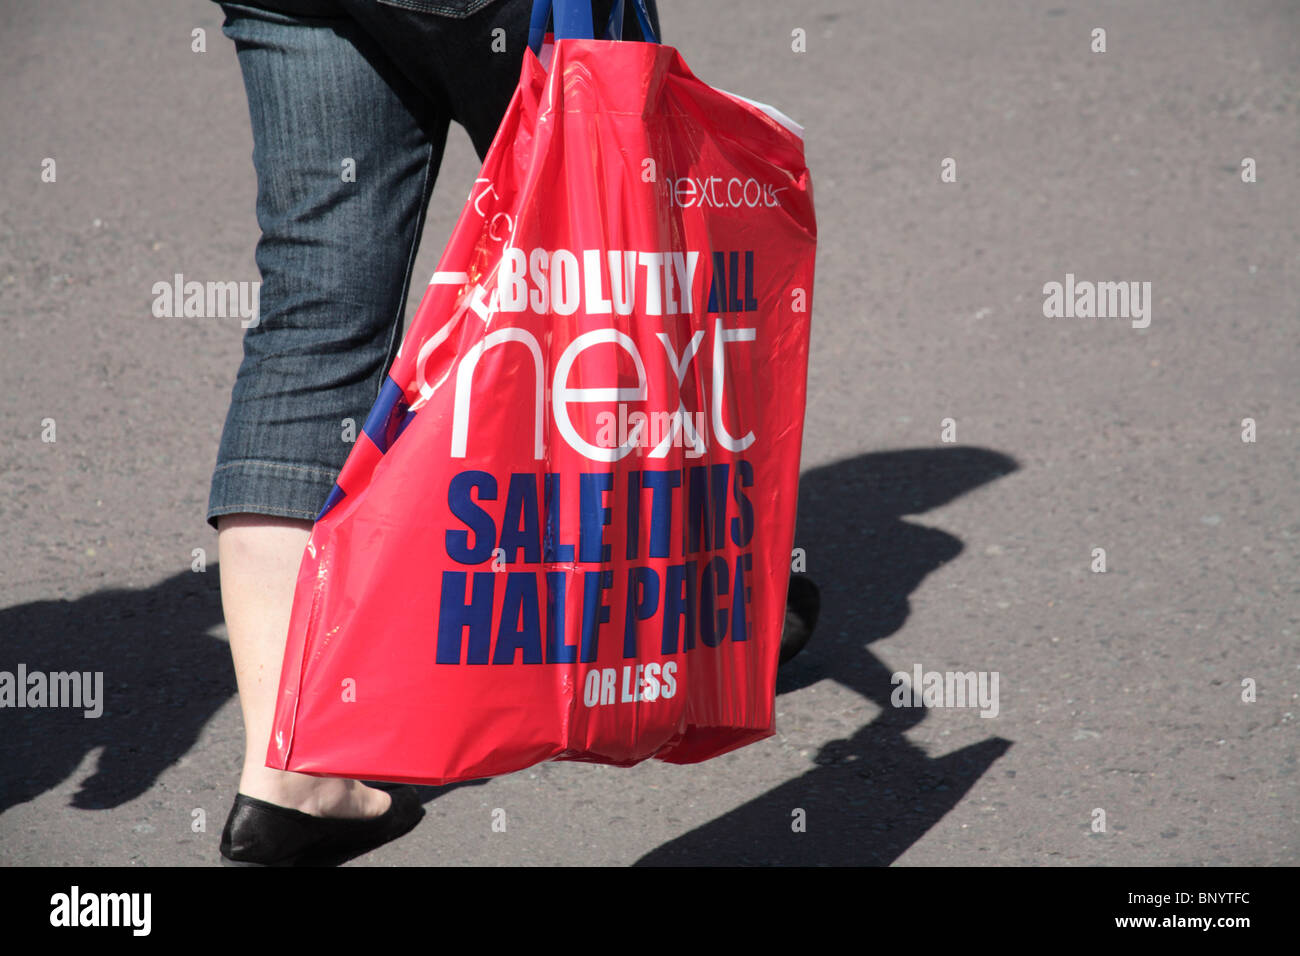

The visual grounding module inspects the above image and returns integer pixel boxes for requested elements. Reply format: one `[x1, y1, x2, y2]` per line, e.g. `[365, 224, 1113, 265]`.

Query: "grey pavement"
[0, 0, 1296, 865]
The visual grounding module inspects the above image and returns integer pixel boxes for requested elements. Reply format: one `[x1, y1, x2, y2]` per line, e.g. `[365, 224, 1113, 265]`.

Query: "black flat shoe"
[779, 574, 821, 665]
[219, 787, 424, 867]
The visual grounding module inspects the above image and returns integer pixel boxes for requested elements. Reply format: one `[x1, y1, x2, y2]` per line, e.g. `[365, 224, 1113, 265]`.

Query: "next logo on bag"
[664, 175, 788, 209]
[444, 248, 766, 464]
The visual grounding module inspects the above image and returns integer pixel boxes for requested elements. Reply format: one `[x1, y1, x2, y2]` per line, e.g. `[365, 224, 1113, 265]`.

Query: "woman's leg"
[209, 2, 448, 817]
[217, 515, 394, 817]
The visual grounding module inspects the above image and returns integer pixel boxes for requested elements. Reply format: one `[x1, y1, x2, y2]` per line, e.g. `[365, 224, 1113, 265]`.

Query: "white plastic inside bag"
[715, 88, 805, 141]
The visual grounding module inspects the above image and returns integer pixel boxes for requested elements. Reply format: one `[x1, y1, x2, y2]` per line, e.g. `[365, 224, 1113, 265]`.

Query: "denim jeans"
[206, 0, 657, 529]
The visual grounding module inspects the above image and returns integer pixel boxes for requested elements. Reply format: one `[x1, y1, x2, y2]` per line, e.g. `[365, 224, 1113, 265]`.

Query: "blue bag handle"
[528, 0, 658, 54]
[603, 1, 656, 43]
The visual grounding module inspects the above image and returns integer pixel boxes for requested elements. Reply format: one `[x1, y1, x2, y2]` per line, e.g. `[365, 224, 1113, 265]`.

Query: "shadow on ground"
[2, 446, 1015, 865]
[0, 568, 480, 816]
[636, 446, 1017, 865]
[0, 571, 231, 813]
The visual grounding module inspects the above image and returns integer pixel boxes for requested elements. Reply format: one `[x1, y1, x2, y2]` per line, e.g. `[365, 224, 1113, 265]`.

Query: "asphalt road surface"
[0, 0, 1296, 866]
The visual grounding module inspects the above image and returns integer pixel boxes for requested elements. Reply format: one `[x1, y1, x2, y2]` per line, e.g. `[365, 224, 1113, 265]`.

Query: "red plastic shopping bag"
[267, 4, 816, 785]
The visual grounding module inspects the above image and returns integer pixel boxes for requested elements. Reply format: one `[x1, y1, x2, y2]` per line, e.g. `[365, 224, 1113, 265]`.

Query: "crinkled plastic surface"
[268, 37, 816, 785]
